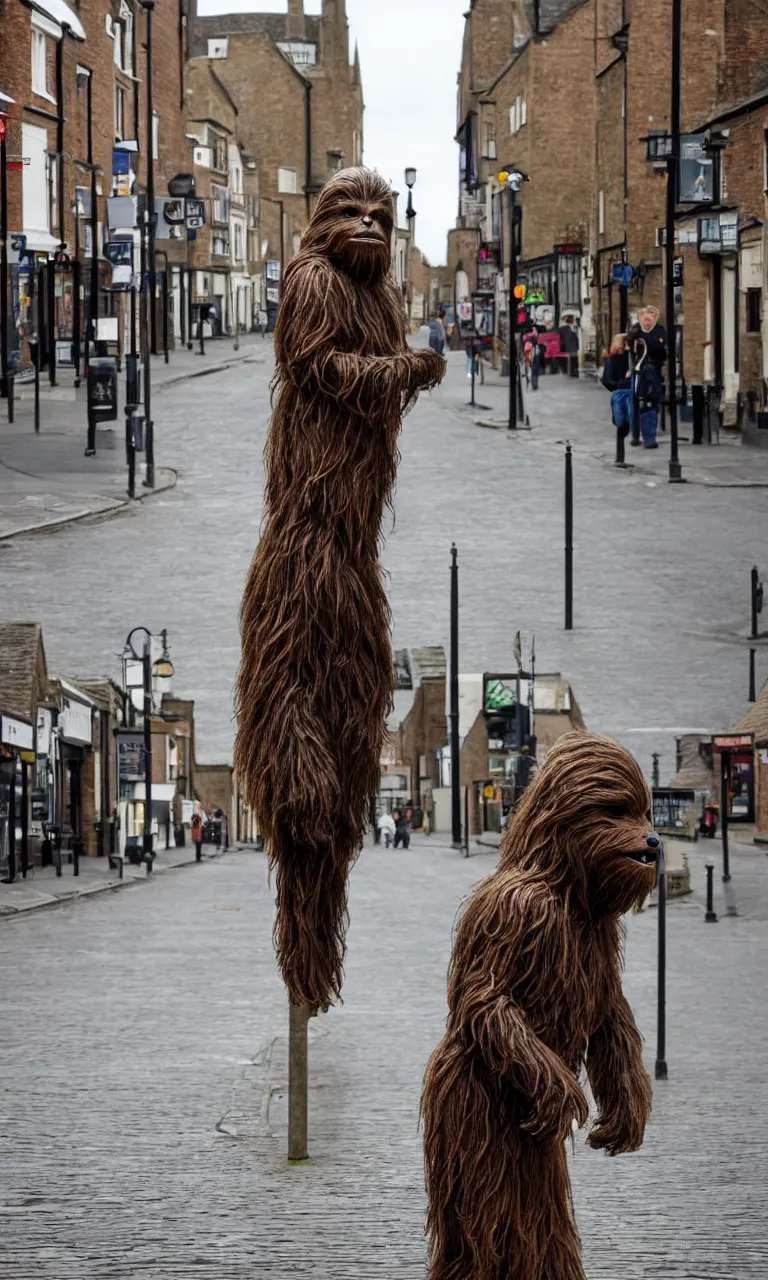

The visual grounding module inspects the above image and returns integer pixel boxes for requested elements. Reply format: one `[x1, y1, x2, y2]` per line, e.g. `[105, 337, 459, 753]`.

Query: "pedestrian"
[601, 333, 632, 441]
[376, 810, 396, 848]
[629, 305, 666, 448]
[190, 805, 204, 862]
[558, 314, 580, 377]
[258, 309, 268, 339]
[523, 328, 541, 391]
[428, 316, 446, 356]
[213, 807, 224, 850]
[392, 808, 411, 850]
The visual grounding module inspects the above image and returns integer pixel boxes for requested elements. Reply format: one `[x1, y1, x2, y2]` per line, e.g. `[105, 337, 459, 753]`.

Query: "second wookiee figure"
[235, 168, 445, 1013]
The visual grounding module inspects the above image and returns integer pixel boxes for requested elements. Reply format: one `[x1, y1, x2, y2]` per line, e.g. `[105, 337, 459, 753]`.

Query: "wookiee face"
[511, 733, 659, 916]
[300, 167, 394, 285]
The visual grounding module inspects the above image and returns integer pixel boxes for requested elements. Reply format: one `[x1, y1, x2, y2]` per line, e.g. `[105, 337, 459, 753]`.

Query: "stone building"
[188, 0, 363, 322]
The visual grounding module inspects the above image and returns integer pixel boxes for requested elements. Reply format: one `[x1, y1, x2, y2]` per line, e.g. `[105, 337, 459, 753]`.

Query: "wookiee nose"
[362, 215, 374, 227]
[646, 835, 660, 848]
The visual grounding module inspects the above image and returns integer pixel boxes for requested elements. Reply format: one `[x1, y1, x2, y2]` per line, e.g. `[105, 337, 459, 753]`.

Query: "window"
[31, 24, 52, 99]
[247, 195, 259, 227]
[352, 129, 362, 166]
[47, 152, 58, 229]
[207, 37, 228, 58]
[277, 166, 298, 195]
[212, 233, 229, 257]
[212, 183, 228, 223]
[521, 100, 527, 127]
[598, 189, 605, 235]
[113, 21, 122, 67]
[211, 132, 227, 172]
[747, 288, 762, 334]
[114, 84, 125, 141]
[152, 111, 159, 157]
[233, 221, 243, 262]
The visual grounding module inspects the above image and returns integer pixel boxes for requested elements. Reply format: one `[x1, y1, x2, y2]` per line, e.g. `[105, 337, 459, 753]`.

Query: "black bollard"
[564, 443, 573, 631]
[655, 842, 668, 1080]
[705, 859, 718, 922]
[72, 838, 82, 877]
[450, 544, 462, 849]
[615, 423, 626, 467]
[749, 648, 756, 702]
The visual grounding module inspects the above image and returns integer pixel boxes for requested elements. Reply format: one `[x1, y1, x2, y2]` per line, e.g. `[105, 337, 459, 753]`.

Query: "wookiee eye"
[605, 804, 627, 819]
[342, 206, 359, 217]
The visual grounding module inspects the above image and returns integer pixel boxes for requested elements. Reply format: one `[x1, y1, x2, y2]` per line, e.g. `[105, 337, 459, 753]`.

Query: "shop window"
[747, 288, 762, 334]
[278, 166, 298, 195]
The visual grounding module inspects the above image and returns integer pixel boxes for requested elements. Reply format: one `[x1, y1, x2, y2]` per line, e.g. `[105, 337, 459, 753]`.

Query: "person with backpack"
[601, 333, 633, 443]
[629, 306, 666, 447]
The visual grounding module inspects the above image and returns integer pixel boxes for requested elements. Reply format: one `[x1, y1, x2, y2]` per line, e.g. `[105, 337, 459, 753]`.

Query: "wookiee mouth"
[625, 849, 657, 865]
[353, 232, 386, 244]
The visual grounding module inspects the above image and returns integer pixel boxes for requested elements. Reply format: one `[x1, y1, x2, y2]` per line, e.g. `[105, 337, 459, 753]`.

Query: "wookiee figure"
[422, 732, 658, 1280]
[235, 168, 445, 1014]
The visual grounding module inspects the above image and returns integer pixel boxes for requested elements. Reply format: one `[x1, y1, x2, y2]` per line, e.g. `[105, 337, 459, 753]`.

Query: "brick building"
[452, 0, 768, 436]
[188, 0, 363, 325]
[0, 0, 193, 378]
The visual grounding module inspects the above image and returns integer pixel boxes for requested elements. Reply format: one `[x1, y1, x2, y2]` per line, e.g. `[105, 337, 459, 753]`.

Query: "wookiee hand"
[409, 348, 446, 391]
[520, 1070, 589, 1144]
[587, 1072, 652, 1156]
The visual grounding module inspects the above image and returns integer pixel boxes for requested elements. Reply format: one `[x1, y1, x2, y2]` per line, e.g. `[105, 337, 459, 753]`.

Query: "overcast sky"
[196, 0, 467, 264]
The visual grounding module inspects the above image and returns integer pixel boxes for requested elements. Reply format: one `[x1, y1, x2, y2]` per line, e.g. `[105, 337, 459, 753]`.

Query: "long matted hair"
[235, 168, 444, 1012]
[422, 732, 657, 1280]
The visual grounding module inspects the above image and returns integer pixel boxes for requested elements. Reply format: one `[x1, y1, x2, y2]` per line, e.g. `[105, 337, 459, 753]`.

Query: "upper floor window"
[212, 183, 228, 223]
[509, 96, 526, 135]
[278, 166, 298, 195]
[207, 37, 228, 58]
[211, 133, 227, 173]
[113, 4, 134, 74]
[31, 21, 54, 100]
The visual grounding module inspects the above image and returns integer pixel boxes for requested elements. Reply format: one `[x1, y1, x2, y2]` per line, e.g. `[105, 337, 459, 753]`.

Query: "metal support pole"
[142, 638, 153, 863]
[666, 0, 684, 483]
[749, 648, 756, 702]
[751, 565, 760, 639]
[705, 861, 718, 922]
[6, 753, 16, 882]
[72, 210, 81, 385]
[179, 261, 186, 348]
[20, 758, 29, 878]
[142, 216, 155, 488]
[288, 1001, 309, 1162]
[469, 338, 476, 407]
[87, 71, 97, 379]
[450, 543, 462, 848]
[508, 187, 518, 431]
[125, 406, 136, 499]
[144, 0, 157, 357]
[564, 443, 573, 630]
[47, 259, 56, 386]
[655, 843, 668, 1079]
[463, 781, 470, 859]
[33, 267, 41, 432]
[162, 268, 168, 362]
[721, 750, 730, 883]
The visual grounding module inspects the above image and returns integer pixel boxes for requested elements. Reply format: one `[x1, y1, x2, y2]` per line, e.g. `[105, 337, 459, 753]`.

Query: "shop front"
[0, 713, 34, 883]
[53, 683, 94, 854]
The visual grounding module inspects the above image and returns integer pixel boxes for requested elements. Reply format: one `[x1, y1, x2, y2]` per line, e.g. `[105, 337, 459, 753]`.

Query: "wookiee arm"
[276, 258, 445, 414]
[586, 994, 652, 1155]
[450, 886, 589, 1143]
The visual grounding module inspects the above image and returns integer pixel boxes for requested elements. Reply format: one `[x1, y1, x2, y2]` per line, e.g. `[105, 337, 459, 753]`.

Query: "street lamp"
[404, 168, 416, 327]
[123, 626, 174, 866]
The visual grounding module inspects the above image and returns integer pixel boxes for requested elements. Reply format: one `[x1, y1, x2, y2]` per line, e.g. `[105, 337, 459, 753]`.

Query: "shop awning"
[132, 783, 178, 803]
[26, 0, 86, 40]
[22, 230, 62, 253]
[0, 91, 16, 107]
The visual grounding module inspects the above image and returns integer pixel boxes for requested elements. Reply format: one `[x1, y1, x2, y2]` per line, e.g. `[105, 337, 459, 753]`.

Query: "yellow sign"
[483, 784, 495, 800]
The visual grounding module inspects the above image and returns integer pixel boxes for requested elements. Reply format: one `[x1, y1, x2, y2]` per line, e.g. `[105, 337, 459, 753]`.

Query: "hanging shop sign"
[104, 236, 134, 290]
[117, 731, 144, 782]
[679, 134, 714, 204]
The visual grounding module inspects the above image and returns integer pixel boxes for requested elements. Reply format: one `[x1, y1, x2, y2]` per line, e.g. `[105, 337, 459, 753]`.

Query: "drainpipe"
[304, 79, 313, 220]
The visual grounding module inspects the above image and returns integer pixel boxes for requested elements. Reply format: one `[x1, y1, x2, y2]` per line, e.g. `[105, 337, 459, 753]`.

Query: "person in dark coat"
[392, 808, 411, 850]
[629, 305, 666, 448]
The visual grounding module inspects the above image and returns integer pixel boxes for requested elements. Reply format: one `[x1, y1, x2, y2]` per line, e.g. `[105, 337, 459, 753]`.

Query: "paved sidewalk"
[433, 350, 768, 489]
[0, 841, 232, 917]
[0, 334, 268, 540]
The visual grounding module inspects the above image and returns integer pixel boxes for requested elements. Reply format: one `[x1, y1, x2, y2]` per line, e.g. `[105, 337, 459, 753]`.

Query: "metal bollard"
[749, 648, 756, 702]
[705, 859, 718, 922]
[288, 1001, 310, 1162]
[654, 843, 668, 1080]
[72, 838, 83, 877]
[564, 443, 573, 631]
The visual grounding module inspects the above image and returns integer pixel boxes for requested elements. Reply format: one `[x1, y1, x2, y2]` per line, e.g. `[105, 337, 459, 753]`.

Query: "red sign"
[0, 119, 6, 143]
[537, 331, 562, 359]
[712, 734, 753, 752]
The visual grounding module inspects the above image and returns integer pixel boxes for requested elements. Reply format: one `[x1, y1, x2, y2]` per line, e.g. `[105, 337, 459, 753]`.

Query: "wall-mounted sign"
[1, 715, 34, 752]
[712, 733, 753, 753]
[679, 134, 714, 204]
[59, 698, 92, 746]
[117, 732, 144, 781]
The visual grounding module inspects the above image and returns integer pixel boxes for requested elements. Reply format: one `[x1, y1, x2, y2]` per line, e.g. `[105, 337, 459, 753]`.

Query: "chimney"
[287, 0, 306, 39]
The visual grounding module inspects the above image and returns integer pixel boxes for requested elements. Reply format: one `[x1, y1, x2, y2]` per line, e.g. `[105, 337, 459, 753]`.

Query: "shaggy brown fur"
[422, 731, 658, 1280]
[235, 168, 445, 1013]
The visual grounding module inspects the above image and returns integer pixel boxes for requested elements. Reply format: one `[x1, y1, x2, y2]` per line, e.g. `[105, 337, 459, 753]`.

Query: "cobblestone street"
[1, 345, 766, 773]
[1, 836, 767, 1278]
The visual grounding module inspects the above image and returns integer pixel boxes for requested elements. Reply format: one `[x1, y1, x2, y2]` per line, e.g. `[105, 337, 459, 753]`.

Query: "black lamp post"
[405, 167, 416, 327]
[497, 167, 528, 431]
[124, 627, 174, 865]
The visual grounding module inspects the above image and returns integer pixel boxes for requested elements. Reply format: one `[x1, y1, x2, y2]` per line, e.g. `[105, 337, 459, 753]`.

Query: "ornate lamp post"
[404, 166, 416, 328]
[123, 627, 174, 865]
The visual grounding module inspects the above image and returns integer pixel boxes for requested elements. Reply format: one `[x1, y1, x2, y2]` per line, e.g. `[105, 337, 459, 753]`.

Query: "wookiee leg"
[587, 995, 652, 1155]
[536, 1145, 587, 1280]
